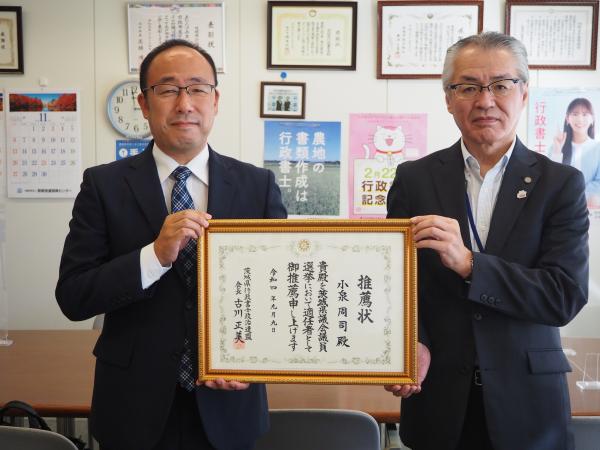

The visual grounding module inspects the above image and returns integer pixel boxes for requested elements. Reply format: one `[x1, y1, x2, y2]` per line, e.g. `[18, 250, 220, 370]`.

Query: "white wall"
[0, 0, 598, 335]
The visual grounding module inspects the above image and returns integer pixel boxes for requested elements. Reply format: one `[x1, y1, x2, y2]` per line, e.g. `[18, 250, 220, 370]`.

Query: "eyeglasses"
[448, 78, 521, 100]
[143, 83, 216, 98]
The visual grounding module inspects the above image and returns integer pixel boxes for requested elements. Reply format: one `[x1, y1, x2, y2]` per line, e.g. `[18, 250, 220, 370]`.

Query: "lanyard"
[465, 192, 485, 253]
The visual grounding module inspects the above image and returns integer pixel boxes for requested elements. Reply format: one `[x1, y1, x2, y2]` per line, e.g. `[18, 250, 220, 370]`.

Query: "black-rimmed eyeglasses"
[143, 83, 216, 98]
[448, 78, 521, 100]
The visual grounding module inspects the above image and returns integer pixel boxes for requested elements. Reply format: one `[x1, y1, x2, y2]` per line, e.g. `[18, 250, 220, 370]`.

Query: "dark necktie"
[171, 166, 196, 391]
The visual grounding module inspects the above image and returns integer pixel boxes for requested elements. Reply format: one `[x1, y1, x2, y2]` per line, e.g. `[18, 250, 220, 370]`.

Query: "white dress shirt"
[139, 144, 210, 289]
[462, 138, 515, 251]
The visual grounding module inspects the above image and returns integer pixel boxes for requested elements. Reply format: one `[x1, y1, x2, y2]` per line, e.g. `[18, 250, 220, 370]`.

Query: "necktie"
[171, 166, 196, 391]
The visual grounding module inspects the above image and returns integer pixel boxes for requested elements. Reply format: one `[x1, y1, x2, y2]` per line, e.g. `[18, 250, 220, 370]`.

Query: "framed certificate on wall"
[506, 0, 599, 69]
[0, 7, 24, 74]
[377, 0, 483, 79]
[267, 1, 358, 70]
[127, 3, 226, 73]
[197, 219, 418, 385]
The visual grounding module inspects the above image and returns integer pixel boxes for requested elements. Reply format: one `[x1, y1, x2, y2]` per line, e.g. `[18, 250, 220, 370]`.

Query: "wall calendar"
[6, 90, 81, 198]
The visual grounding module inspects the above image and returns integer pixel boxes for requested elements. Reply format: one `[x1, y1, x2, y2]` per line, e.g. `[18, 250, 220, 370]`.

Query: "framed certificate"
[197, 219, 418, 385]
[260, 81, 306, 119]
[127, 3, 226, 73]
[267, 1, 358, 70]
[377, 0, 483, 79]
[506, 0, 599, 70]
[0, 6, 24, 74]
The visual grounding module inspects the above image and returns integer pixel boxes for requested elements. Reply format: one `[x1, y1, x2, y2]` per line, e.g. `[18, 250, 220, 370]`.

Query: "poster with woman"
[528, 88, 600, 217]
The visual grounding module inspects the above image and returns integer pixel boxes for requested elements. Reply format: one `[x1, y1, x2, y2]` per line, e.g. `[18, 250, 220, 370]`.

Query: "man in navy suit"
[56, 40, 286, 450]
[385, 32, 589, 450]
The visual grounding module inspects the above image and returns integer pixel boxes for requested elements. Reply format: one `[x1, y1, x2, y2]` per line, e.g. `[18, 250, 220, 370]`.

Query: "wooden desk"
[0, 330, 98, 417]
[1, 331, 599, 423]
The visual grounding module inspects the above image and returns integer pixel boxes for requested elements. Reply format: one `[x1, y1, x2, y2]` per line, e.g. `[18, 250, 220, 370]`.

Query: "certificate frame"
[260, 81, 306, 119]
[197, 219, 418, 385]
[267, 1, 358, 70]
[505, 0, 599, 70]
[0, 6, 24, 74]
[377, 0, 483, 79]
[127, 2, 226, 74]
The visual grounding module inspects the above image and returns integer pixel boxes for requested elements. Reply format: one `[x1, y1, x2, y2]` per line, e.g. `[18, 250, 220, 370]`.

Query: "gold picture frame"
[197, 219, 417, 385]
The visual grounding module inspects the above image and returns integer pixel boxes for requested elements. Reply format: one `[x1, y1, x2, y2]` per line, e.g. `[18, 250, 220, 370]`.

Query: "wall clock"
[106, 80, 151, 139]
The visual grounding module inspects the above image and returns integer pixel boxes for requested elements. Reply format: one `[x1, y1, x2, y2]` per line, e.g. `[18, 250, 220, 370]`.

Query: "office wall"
[0, 0, 598, 335]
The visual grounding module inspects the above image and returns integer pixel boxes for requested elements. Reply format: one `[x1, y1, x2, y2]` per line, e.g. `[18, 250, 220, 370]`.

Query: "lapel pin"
[524, 176, 532, 184]
[517, 190, 527, 199]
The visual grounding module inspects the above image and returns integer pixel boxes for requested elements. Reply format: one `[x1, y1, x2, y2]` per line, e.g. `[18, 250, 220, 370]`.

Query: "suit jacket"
[387, 138, 589, 450]
[56, 143, 287, 450]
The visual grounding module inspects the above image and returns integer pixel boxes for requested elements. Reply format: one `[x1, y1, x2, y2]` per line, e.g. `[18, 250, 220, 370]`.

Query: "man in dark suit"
[56, 39, 286, 450]
[385, 32, 589, 450]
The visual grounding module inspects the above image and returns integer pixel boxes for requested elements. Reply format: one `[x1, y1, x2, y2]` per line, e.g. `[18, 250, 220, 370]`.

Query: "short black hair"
[139, 39, 218, 95]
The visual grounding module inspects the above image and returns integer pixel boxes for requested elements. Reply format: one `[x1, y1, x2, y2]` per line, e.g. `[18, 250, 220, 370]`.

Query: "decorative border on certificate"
[260, 82, 306, 119]
[0, 6, 24, 74]
[127, 3, 226, 74]
[505, 0, 599, 70]
[267, 1, 358, 70]
[377, 0, 483, 79]
[197, 219, 417, 385]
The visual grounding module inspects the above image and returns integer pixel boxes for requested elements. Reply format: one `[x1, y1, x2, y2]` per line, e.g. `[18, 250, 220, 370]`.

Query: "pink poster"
[348, 113, 427, 218]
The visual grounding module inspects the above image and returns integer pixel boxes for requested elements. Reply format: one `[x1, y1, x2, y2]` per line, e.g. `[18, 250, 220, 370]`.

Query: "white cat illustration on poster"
[349, 115, 427, 218]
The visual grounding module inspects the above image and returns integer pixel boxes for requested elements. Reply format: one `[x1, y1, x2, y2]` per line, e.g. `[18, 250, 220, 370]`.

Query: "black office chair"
[572, 416, 600, 450]
[0, 425, 78, 450]
[254, 409, 381, 450]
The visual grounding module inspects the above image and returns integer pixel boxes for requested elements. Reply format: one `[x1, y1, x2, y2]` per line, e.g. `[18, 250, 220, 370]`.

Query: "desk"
[1, 331, 599, 423]
[0, 330, 98, 417]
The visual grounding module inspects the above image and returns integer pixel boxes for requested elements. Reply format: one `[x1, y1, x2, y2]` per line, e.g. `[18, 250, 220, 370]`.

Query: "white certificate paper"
[270, 4, 356, 68]
[127, 3, 225, 73]
[198, 219, 418, 385]
[379, 3, 481, 77]
[509, 4, 596, 67]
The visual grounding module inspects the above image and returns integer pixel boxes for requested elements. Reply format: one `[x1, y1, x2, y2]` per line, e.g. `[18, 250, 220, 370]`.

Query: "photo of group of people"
[529, 88, 600, 213]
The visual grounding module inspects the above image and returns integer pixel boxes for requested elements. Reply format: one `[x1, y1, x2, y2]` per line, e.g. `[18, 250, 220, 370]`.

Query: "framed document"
[0, 6, 23, 74]
[127, 3, 225, 73]
[267, 1, 358, 70]
[377, 0, 483, 79]
[506, 1, 599, 70]
[260, 81, 306, 119]
[197, 219, 417, 385]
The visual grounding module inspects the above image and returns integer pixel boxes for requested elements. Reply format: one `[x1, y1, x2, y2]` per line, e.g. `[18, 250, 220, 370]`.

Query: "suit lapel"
[124, 141, 168, 237]
[485, 138, 540, 254]
[207, 147, 235, 218]
[431, 141, 472, 249]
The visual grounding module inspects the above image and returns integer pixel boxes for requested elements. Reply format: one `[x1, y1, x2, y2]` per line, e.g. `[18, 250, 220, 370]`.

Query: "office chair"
[254, 409, 381, 450]
[572, 416, 600, 450]
[0, 425, 79, 450]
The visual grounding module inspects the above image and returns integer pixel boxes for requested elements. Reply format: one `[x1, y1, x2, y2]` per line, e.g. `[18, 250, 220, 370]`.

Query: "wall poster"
[349, 113, 428, 218]
[264, 120, 341, 217]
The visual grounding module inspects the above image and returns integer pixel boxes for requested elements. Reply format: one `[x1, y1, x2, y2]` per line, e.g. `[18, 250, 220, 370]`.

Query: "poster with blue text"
[264, 121, 341, 216]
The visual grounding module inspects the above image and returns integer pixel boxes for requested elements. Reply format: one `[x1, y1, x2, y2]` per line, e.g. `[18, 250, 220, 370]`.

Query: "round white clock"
[106, 80, 151, 139]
